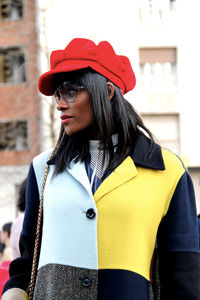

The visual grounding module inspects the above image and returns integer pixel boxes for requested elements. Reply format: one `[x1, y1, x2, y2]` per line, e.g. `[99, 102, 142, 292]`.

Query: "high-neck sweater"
[88, 134, 118, 182]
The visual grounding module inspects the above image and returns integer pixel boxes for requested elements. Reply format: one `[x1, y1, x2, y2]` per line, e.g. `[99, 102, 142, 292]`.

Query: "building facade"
[135, 0, 200, 212]
[0, 0, 40, 227]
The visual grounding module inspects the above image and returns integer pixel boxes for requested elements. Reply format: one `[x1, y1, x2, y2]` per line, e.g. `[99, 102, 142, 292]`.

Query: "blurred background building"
[0, 0, 200, 227]
[0, 0, 40, 226]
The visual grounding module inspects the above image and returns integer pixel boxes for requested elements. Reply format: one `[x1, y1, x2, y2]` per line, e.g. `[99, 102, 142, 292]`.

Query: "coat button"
[86, 208, 96, 219]
[81, 276, 92, 287]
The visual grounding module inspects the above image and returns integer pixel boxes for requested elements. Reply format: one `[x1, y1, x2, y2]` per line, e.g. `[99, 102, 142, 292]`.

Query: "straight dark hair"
[17, 177, 27, 212]
[51, 68, 155, 178]
[2, 223, 12, 237]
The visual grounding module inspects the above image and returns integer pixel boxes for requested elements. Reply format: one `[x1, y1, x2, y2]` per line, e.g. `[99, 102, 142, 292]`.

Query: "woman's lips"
[60, 115, 73, 124]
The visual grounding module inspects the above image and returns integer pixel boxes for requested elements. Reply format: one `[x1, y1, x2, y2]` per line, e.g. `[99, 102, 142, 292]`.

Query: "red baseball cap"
[38, 38, 136, 96]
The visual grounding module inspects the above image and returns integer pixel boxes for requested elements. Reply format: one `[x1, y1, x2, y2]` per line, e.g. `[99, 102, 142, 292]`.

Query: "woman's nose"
[56, 97, 69, 110]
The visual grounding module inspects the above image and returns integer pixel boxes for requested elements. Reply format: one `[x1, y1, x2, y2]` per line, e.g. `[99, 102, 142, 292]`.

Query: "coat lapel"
[67, 160, 93, 197]
[94, 156, 137, 203]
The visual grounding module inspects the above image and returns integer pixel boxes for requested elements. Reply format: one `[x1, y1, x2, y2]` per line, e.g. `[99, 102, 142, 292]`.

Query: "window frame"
[0, 46, 27, 85]
[0, 119, 29, 152]
[139, 47, 177, 92]
[0, 0, 24, 21]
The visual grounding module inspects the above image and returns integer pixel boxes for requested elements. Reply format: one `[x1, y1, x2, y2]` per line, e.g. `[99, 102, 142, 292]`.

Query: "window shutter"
[4, 53, 13, 80]
[1, 0, 12, 19]
[0, 54, 4, 82]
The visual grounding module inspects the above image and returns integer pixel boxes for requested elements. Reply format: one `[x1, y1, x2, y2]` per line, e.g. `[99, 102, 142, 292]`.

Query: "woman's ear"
[107, 82, 115, 100]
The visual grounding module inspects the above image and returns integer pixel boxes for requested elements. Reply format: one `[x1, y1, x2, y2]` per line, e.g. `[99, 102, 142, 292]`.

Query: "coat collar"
[131, 131, 165, 171]
[47, 131, 165, 171]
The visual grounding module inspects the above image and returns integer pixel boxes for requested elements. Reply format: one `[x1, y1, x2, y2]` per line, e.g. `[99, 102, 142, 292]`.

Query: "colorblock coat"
[2, 133, 200, 300]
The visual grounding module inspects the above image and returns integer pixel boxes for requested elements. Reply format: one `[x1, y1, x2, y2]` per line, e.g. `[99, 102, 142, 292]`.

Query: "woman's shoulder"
[31, 149, 54, 189]
[33, 148, 54, 166]
[161, 147, 186, 176]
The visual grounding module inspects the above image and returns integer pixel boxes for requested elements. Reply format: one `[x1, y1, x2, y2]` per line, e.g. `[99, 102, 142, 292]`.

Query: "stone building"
[135, 0, 200, 212]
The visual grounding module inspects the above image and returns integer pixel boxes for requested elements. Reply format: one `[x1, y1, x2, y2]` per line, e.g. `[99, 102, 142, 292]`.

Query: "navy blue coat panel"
[198, 217, 200, 248]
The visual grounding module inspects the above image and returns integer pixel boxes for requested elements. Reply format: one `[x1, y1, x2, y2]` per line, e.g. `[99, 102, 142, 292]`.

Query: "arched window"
[139, 48, 177, 91]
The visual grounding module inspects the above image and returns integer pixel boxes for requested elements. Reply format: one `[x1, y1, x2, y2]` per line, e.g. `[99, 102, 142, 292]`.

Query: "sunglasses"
[53, 82, 85, 105]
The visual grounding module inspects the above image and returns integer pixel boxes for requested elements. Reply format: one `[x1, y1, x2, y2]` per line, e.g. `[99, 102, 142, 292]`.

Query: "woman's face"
[55, 83, 94, 136]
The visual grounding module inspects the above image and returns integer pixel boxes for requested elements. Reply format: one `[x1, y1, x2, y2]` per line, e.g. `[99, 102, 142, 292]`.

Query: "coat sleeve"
[2, 162, 40, 296]
[157, 171, 200, 300]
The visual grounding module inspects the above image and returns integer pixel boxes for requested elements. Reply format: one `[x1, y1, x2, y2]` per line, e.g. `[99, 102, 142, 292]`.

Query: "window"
[0, 0, 23, 20]
[148, 0, 176, 8]
[0, 120, 28, 151]
[0, 48, 26, 83]
[139, 48, 177, 91]
[170, 0, 176, 5]
[142, 113, 180, 154]
[139, 0, 176, 26]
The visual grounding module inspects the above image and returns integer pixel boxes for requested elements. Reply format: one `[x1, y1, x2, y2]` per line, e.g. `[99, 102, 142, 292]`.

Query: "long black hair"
[17, 177, 27, 212]
[51, 68, 154, 178]
[2, 223, 12, 238]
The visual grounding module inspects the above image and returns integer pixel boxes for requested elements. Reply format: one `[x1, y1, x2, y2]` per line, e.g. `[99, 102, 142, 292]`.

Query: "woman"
[10, 178, 27, 260]
[0, 223, 12, 265]
[2, 38, 200, 300]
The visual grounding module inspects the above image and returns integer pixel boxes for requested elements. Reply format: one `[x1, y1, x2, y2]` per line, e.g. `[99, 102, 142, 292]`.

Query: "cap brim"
[38, 61, 90, 96]
[38, 59, 129, 96]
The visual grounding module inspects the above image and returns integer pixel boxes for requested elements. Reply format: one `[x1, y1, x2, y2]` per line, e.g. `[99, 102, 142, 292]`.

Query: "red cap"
[38, 38, 136, 95]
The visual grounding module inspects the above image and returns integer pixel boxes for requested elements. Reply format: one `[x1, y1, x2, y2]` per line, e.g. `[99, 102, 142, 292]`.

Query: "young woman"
[2, 38, 200, 300]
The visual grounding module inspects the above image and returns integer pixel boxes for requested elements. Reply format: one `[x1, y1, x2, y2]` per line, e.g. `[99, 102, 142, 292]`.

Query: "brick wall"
[0, 0, 40, 166]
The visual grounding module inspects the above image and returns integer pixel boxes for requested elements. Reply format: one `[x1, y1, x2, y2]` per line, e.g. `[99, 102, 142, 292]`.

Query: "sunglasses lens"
[53, 84, 84, 105]
[61, 87, 78, 104]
